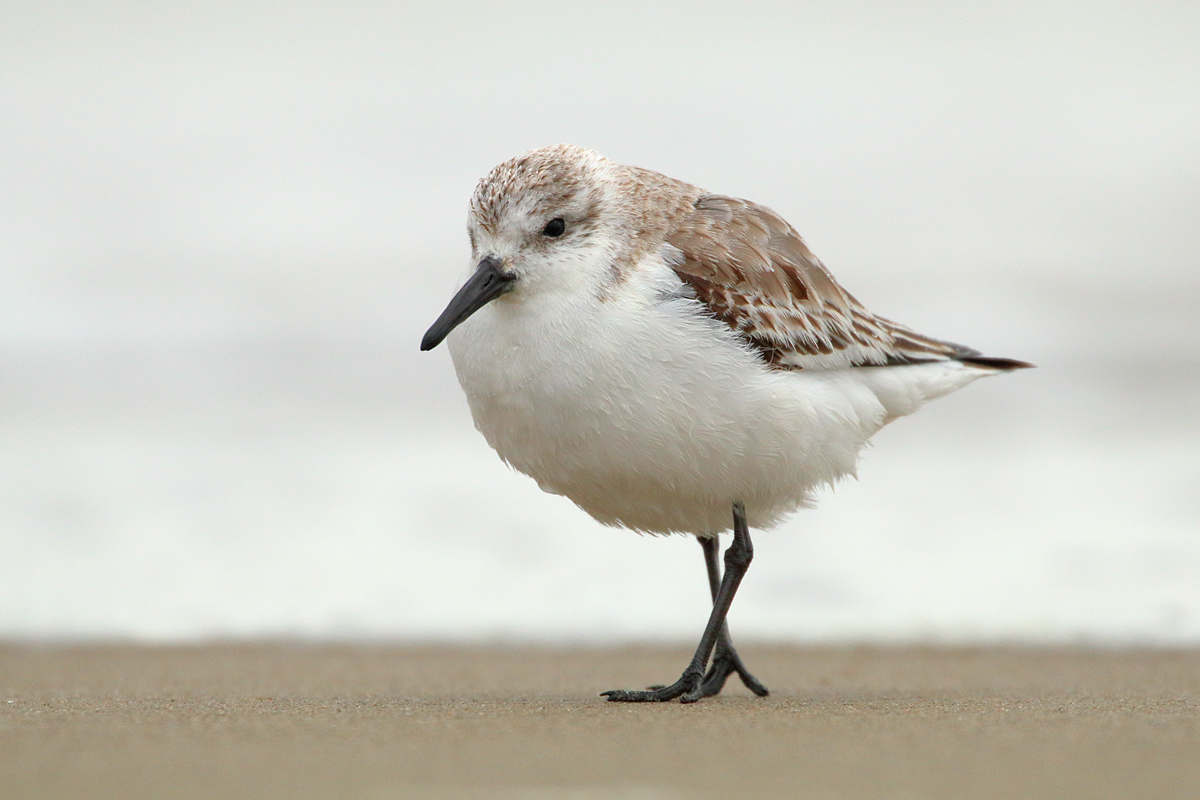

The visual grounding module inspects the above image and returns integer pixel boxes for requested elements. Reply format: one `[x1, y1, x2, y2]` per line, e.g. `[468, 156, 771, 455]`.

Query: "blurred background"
[1, 0, 1197, 644]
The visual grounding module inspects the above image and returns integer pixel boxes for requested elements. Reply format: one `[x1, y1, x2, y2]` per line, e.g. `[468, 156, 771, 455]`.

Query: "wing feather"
[664, 194, 1007, 370]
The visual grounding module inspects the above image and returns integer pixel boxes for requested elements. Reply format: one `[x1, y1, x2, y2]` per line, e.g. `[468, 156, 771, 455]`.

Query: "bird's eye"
[542, 218, 566, 238]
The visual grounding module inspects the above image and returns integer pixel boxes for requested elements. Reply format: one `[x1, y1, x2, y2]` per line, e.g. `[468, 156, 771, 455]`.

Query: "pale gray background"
[2, 0, 1197, 642]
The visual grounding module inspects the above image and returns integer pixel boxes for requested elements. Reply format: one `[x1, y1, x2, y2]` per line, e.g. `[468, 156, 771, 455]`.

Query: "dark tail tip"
[959, 356, 1035, 371]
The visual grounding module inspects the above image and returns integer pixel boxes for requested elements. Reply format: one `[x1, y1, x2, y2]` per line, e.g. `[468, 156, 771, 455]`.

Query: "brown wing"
[663, 194, 982, 370]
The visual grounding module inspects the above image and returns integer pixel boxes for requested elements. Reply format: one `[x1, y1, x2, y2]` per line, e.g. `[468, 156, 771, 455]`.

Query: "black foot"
[697, 642, 770, 699]
[604, 502, 763, 705]
[601, 667, 705, 703]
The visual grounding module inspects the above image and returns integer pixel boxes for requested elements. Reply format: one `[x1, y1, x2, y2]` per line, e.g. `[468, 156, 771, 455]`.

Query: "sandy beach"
[2, 643, 1198, 799]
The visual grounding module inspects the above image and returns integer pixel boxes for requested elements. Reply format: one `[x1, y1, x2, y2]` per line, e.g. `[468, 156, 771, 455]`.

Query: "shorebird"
[421, 144, 1030, 703]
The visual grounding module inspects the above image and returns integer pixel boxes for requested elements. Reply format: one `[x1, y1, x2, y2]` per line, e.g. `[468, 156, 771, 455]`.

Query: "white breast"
[446, 259, 988, 535]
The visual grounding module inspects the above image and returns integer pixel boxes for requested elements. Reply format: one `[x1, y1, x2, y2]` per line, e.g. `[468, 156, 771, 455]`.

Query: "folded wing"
[664, 194, 1029, 371]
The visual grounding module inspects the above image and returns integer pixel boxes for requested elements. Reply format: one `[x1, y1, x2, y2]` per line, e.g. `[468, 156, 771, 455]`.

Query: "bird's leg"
[695, 533, 770, 699]
[602, 501, 761, 703]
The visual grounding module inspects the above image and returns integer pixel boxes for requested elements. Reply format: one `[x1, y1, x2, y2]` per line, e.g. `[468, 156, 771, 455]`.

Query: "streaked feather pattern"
[663, 194, 1028, 371]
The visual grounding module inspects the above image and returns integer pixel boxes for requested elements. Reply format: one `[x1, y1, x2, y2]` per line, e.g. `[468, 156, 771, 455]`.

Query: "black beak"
[420, 255, 516, 351]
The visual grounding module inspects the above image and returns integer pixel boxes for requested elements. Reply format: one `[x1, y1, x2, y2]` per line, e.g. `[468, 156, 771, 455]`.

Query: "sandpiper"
[421, 144, 1030, 702]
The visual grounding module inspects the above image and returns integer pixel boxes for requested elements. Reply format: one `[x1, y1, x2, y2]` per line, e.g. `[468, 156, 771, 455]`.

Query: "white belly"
[446, 280, 986, 535]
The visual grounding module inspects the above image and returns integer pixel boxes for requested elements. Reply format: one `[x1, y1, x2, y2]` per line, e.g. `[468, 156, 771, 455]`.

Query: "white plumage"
[421, 144, 1028, 702]
[437, 145, 1021, 535]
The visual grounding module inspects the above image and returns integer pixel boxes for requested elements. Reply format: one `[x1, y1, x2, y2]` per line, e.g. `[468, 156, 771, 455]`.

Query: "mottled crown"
[469, 145, 704, 272]
[469, 144, 609, 238]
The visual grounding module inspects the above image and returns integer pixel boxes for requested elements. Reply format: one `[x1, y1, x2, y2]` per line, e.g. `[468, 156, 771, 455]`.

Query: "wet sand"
[2, 644, 1198, 799]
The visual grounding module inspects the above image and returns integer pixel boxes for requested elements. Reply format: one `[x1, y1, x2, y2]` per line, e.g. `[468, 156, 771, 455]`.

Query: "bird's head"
[421, 144, 620, 351]
[421, 144, 700, 351]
